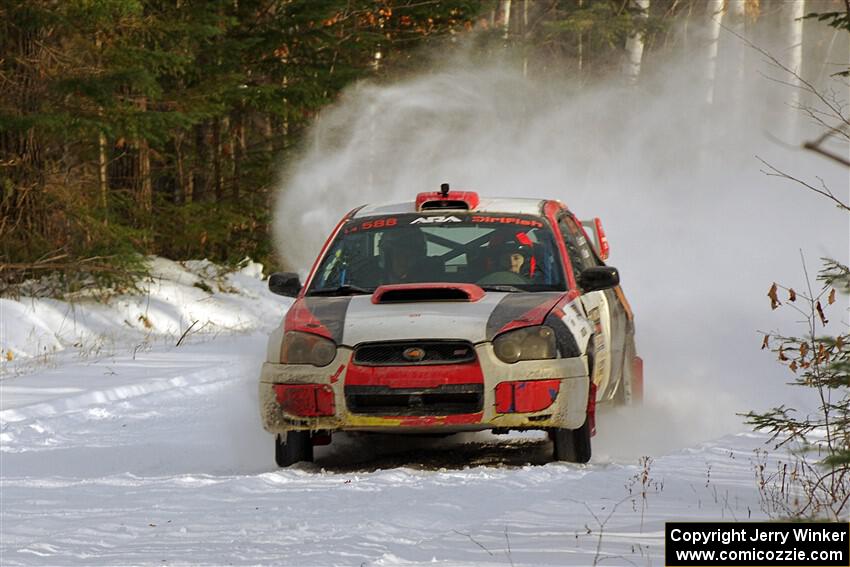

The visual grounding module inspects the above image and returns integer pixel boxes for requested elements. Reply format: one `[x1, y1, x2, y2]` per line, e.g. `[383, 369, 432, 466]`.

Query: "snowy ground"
[1, 261, 777, 566]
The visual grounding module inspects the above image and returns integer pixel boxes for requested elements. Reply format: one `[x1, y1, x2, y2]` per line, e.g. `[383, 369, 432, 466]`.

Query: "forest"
[1, 0, 847, 290]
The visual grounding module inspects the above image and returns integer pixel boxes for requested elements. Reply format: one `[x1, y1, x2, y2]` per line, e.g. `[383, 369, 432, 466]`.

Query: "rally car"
[260, 185, 642, 466]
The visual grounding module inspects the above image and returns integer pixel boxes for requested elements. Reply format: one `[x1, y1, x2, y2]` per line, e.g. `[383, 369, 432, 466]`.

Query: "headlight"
[493, 325, 556, 363]
[280, 331, 337, 366]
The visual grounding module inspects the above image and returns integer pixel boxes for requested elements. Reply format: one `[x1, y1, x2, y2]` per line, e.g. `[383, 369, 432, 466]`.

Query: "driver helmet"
[379, 228, 426, 279]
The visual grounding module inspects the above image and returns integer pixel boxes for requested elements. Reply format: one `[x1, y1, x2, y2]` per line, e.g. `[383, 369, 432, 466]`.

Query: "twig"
[453, 530, 494, 556]
[504, 526, 515, 567]
[755, 156, 850, 211]
[721, 23, 849, 129]
[802, 140, 850, 168]
[175, 320, 200, 347]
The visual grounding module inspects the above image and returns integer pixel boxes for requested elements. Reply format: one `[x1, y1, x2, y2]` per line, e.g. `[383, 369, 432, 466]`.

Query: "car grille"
[345, 384, 484, 416]
[353, 341, 476, 366]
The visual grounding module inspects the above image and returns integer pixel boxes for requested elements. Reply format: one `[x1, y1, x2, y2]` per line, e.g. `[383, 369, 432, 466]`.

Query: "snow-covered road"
[0, 262, 773, 566]
[1, 333, 771, 566]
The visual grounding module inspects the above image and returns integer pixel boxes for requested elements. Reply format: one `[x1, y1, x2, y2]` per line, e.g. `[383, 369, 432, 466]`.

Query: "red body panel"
[587, 381, 597, 436]
[274, 384, 335, 417]
[593, 217, 610, 260]
[345, 361, 484, 389]
[283, 299, 333, 339]
[496, 294, 564, 335]
[543, 200, 578, 291]
[495, 379, 561, 413]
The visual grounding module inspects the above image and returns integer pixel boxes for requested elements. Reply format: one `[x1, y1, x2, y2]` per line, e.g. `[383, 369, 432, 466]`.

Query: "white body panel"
[340, 293, 508, 346]
[580, 290, 612, 394]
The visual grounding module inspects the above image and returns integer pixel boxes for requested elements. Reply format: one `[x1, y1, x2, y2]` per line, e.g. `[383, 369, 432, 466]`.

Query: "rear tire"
[552, 419, 591, 463]
[275, 431, 314, 467]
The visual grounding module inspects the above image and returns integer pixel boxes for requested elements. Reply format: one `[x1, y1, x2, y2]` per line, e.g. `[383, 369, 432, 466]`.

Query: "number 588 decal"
[343, 218, 398, 234]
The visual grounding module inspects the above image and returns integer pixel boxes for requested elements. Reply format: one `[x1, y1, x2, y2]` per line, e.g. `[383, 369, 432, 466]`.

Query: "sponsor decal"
[471, 215, 544, 228]
[410, 216, 462, 224]
[588, 306, 607, 383]
[343, 217, 398, 234]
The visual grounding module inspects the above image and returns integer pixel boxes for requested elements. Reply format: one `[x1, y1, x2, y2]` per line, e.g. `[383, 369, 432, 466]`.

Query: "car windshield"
[308, 213, 566, 295]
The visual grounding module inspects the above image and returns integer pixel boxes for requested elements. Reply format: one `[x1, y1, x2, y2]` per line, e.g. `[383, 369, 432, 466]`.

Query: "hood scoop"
[371, 283, 485, 304]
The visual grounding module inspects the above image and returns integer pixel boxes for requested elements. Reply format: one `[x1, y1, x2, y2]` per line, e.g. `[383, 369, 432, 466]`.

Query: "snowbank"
[0, 257, 291, 363]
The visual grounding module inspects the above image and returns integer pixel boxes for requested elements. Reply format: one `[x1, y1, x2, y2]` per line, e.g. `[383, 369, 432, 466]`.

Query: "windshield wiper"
[478, 284, 525, 293]
[308, 284, 373, 296]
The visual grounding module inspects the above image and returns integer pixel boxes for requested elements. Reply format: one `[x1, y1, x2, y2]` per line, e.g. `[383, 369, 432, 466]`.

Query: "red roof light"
[415, 190, 479, 211]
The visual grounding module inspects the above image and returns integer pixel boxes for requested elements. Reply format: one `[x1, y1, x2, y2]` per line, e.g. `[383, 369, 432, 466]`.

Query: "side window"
[558, 215, 596, 277]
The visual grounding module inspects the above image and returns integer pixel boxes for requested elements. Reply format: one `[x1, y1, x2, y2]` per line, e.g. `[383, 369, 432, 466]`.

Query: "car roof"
[351, 197, 549, 219]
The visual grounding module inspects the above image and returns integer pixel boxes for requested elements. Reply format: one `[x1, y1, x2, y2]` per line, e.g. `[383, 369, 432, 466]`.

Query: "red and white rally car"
[260, 185, 642, 466]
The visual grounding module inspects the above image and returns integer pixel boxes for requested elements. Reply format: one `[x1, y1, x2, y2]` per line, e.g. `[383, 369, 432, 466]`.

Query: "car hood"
[287, 291, 565, 346]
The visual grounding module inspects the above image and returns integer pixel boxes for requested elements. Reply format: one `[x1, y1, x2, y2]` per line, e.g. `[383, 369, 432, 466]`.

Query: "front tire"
[552, 418, 592, 463]
[275, 431, 313, 467]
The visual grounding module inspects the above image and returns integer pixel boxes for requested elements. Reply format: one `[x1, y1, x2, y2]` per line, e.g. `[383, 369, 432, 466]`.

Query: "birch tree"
[624, 0, 650, 85]
[704, 0, 726, 104]
[787, 0, 806, 137]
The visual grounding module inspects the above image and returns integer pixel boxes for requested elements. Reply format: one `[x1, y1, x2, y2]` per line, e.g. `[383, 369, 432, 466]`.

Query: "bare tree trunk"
[138, 140, 152, 215]
[578, 0, 584, 75]
[193, 123, 209, 202]
[728, 0, 746, 79]
[522, 0, 529, 77]
[233, 112, 245, 202]
[704, 0, 725, 105]
[624, 0, 650, 85]
[501, 0, 511, 40]
[94, 34, 108, 222]
[186, 163, 194, 204]
[221, 115, 233, 201]
[212, 117, 223, 203]
[787, 0, 805, 110]
[136, 98, 152, 216]
[175, 132, 186, 205]
[97, 127, 108, 217]
[263, 115, 274, 154]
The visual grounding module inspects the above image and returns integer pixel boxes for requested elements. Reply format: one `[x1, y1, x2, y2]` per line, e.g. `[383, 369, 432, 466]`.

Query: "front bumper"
[259, 343, 589, 434]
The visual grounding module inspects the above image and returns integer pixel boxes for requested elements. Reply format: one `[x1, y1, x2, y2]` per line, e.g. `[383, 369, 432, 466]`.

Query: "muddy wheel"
[275, 431, 313, 467]
[552, 419, 591, 463]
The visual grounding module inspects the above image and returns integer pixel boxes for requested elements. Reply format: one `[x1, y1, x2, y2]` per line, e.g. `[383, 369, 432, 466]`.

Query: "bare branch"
[756, 156, 850, 211]
[722, 23, 850, 129]
[803, 140, 850, 167]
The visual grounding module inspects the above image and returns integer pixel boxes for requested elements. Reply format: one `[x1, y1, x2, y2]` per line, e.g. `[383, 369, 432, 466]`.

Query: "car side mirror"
[577, 266, 619, 293]
[268, 272, 302, 297]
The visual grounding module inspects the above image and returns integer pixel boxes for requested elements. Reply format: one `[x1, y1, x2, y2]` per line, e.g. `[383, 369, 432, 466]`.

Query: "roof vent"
[415, 186, 479, 211]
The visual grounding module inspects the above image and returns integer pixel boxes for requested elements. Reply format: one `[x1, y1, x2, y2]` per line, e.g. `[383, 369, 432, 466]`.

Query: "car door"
[557, 213, 616, 399]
